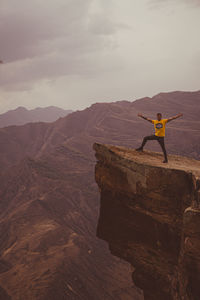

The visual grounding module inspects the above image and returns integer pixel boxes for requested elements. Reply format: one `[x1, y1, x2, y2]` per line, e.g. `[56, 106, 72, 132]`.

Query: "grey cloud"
[0, 0, 92, 62]
[89, 15, 119, 35]
[0, 0, 124, 90]
[89, 14, 130, 36]
[149, 0, 200, 7]
[0, 0, 199, 112]
[0, 49, 102, 91]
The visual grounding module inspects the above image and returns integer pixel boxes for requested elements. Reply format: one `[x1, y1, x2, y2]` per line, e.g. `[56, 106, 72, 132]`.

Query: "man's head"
[157, 113, 162, 121]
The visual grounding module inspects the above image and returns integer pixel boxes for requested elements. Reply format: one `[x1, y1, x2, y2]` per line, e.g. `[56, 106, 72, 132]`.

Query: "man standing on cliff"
[136, 113, 183, 163]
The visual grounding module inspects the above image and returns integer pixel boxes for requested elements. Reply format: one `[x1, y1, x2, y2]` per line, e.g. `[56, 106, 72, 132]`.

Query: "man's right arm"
[138, 113, 153, 123]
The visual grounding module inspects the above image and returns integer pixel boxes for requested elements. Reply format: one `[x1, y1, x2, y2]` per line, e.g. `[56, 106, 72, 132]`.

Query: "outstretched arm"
[138, 113, 153, 123]
[167, 113, 183, 123]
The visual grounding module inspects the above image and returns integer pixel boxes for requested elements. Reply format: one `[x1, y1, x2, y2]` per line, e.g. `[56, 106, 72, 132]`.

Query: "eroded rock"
[94, 143, 200, 300]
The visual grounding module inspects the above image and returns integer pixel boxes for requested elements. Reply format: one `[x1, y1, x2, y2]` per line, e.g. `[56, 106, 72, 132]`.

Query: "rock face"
[94, 143, 200, 300]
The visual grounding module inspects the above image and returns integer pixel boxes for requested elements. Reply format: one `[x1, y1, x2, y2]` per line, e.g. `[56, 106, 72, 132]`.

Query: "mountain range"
[0, 106, 73, 128]
[0, 90, 199, 300]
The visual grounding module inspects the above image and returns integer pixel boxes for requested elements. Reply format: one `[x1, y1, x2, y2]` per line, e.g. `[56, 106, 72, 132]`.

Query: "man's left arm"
[166, 113, 183, 123]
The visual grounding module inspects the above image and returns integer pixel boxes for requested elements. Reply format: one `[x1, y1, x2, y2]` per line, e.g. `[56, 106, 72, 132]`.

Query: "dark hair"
[157, 113, 162, 116]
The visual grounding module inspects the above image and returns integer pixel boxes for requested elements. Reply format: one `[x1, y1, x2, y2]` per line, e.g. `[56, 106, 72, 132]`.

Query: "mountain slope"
[0, 90, 200, 299]
[0, 90, 200, 171]
[0, 154, 139, 300]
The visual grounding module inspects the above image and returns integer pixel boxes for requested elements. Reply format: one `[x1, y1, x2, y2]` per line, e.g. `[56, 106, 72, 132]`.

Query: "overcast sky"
[0, 0, 199, 112]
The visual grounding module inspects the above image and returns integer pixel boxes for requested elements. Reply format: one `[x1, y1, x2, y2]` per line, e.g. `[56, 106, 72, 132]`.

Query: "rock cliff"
[94, 143, 200, 300]
[1, 91, 200, 299]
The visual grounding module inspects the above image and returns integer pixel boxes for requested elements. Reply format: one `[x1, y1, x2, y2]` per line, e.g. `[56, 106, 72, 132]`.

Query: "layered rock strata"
[94, 143, 200, 300]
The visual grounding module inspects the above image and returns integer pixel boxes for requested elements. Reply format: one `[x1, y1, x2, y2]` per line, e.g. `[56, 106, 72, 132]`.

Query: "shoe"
[136, 147, 143, 151]
[163, 159, 168, 163]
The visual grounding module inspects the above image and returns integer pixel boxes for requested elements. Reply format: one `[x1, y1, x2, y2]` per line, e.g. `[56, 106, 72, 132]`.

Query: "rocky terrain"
[0, 90, 199, 299]
[94, 143, 200, 300]
[0, 106, 72, 128]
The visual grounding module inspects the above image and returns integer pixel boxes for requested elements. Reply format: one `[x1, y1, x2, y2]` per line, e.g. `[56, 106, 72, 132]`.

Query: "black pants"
[141, 135, 168, 161]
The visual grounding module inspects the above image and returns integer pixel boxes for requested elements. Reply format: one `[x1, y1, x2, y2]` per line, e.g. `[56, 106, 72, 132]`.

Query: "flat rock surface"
[98, 143, 200, 177]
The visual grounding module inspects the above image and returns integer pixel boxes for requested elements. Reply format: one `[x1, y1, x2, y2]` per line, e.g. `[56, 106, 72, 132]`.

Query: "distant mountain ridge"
[0, 106, 73, 128]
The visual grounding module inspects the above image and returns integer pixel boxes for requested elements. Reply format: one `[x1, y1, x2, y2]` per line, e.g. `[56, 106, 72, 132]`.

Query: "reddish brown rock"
[94, 143, 200, 300]
[0, 90, 200, 299]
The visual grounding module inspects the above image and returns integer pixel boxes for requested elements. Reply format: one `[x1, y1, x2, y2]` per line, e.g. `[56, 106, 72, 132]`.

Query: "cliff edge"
[93, 143, 200, 300]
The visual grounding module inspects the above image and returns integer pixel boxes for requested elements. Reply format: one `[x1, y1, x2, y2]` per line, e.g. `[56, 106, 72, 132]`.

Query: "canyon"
[0, 90, 200, 299]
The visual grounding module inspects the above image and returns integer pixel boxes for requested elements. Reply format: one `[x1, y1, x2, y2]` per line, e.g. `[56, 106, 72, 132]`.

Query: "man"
[136, 112, 183, 163]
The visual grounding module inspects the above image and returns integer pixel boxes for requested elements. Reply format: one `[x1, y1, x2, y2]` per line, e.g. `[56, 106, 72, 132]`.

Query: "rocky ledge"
[93, 143, 200, 300]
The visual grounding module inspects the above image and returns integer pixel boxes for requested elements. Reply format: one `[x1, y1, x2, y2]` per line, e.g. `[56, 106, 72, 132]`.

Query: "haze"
[0, 0, 199, 113]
